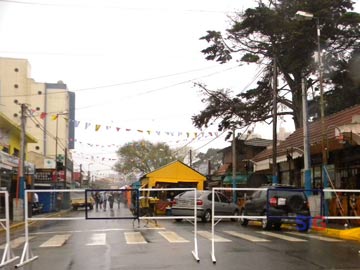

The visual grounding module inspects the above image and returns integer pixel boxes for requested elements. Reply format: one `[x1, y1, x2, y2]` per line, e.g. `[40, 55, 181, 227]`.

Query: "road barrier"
[0, 190, 19, 268]
[16, 187, 200, 267]
[210, 187, 360, 264]
[16, 189, 87, 268]
[210, 187, 267, 263]
[139, 188, 200, 262]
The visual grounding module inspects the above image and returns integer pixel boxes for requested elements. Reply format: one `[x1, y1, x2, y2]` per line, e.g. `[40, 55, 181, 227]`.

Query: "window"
[13, 148, 19, 157]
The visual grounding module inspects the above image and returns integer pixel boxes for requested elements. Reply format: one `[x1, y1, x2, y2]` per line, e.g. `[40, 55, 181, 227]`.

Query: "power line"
[0, 0, 237, 14]
[0, 64, 241, 99]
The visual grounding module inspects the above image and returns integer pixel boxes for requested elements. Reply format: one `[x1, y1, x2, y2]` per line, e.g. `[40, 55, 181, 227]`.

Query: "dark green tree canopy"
[113, 140, 181, 174]
[192, 148, 223, 173]
[193, 0, 360, 132]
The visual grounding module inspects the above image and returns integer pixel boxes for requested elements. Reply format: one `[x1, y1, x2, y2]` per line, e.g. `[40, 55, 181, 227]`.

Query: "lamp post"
[296, 11, 326, 188]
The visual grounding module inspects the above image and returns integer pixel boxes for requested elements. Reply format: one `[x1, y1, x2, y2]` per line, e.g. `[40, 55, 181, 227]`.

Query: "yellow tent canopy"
[140, 160, 206, 190]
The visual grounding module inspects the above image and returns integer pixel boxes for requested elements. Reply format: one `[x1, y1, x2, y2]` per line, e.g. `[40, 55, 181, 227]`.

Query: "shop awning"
[223, 175, 248, 185]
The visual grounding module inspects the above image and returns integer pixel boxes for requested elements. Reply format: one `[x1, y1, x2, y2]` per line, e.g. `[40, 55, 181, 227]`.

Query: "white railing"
[0, 190, 19, 267]
[210, 187, 360, 263]
[16, 189, 86, 268]
[139, 188, 199, 262]
[211, 187, 267, 263]
[16, 187, 200, 267]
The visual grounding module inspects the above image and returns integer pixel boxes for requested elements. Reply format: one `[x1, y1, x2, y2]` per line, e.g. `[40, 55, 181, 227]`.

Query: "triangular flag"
[51, 115, 58, 121]
[40, 112, 47, 119]
[95, 125, 101, 131]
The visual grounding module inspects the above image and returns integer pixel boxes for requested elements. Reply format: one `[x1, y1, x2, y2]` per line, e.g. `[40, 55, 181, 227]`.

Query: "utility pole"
[189, 150, 192, 167]
[19, 103, 27, 200]
[316, 18, 327, 188]
[272, 57, 278, 184]
[64, 148, 67, 189]
[232, 128, 237, 203]
[80, 164, 83, 187]
[302, 75, 312, 194]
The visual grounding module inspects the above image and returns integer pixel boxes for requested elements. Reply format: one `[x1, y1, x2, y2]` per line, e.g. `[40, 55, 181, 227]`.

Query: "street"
[1, 207, 360, 270]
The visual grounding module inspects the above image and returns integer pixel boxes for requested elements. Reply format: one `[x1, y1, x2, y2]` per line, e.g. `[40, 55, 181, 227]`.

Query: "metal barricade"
[0, 190, 19, 268]
[139, 188, 200, 262]
[210, 187, 266, 263]
[16, 188, 200, 267]
[16, 189, 86, 268]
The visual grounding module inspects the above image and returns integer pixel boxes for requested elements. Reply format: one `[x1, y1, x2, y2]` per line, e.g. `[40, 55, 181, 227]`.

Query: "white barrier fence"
[211, 187, 267, 263]
[210, 187, 360, 264]
[16, 188, 200, 267]
[16, 189, 86, 268]
[139, 188, 200, 262]
[0, 190, 19, 268]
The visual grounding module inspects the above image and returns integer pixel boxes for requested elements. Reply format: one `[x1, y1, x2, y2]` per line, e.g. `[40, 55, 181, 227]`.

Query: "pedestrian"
[102, 192, 107, 211]
[108, 192, 114, 209]
[94, 192, 101, 211]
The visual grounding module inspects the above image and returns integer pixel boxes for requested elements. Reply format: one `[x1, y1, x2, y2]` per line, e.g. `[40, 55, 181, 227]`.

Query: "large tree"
[113, 140, 181, 174]
[193, 0, 360, 132]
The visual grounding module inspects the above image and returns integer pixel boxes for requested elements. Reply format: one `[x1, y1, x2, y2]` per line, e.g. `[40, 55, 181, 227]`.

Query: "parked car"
[171, 190, 240, 223]
[71, 193, 94, 210]
[240, 184, 311, 230]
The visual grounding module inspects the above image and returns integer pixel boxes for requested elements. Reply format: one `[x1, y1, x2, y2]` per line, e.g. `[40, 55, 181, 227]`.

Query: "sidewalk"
[0, 210, 71, 233]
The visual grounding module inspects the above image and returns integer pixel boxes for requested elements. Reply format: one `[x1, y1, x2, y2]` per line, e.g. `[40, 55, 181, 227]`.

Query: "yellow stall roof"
[141, 160, 206, 190]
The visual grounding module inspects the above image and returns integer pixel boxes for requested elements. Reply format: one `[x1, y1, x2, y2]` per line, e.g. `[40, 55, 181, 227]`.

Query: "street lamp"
[296, 11, 326, 188]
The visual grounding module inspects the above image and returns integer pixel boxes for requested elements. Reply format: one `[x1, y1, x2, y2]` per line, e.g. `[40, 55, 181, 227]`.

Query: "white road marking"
[40, 234, 71, 247]
[224, 231, 270, 242]
[158, 231, 189, 243]
[286, 232, 343, 242]
[0, 236, 35, 249]
[29, 227, 165, 236]
[257, 231, 307, 242]
[86, 233, 106, 246]
[197, 230, 232, 242]
[124, 232, 147, 244]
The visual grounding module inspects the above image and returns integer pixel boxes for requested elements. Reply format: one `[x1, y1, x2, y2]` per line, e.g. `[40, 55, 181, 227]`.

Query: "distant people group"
[92, 191, 122, 211]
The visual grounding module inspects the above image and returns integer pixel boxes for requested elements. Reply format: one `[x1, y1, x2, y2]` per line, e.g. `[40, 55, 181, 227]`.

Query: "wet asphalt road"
[1, 207, 360, 270]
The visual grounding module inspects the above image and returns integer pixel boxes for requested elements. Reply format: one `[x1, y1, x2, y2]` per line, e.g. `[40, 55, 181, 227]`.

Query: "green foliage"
[113, 140, 180, 174]
[192, 148, 223, 173]
[194, 0, 360, 131]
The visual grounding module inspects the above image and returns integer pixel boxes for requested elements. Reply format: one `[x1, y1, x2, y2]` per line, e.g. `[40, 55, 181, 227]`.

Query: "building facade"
[0, 57, 75, 190]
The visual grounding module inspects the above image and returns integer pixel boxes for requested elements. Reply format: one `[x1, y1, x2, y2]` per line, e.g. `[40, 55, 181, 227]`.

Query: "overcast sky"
[0, 0, 358, 176]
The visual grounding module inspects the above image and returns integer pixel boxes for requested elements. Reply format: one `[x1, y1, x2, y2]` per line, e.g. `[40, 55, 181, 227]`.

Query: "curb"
[250, 221, 360, 241]
[0, 210, 72, 233]
[318, 227, 360, 241]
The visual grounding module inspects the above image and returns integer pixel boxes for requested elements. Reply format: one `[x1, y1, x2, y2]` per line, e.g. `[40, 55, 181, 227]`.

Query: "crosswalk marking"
[40, 234, 71, 247]
[0, 236, 35, 249]
[124, 232, 147, 244]
[158, 231, 189, 243]
[197, 230, 231, 242]
[2, 229, 348, 249]
[285, 232, 343, 242]
[257, 231, 307, 242]
[86, 233, 106, 246]
[224, 231, 270, 242]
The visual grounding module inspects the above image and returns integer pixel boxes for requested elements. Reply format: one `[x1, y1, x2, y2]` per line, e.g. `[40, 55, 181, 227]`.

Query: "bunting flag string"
[72, 130, 219, 150]
[50, 117, 220, 139]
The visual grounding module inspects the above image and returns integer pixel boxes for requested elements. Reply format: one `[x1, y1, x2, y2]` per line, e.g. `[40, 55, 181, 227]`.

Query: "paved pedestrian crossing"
[0, 230, 343, 249]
